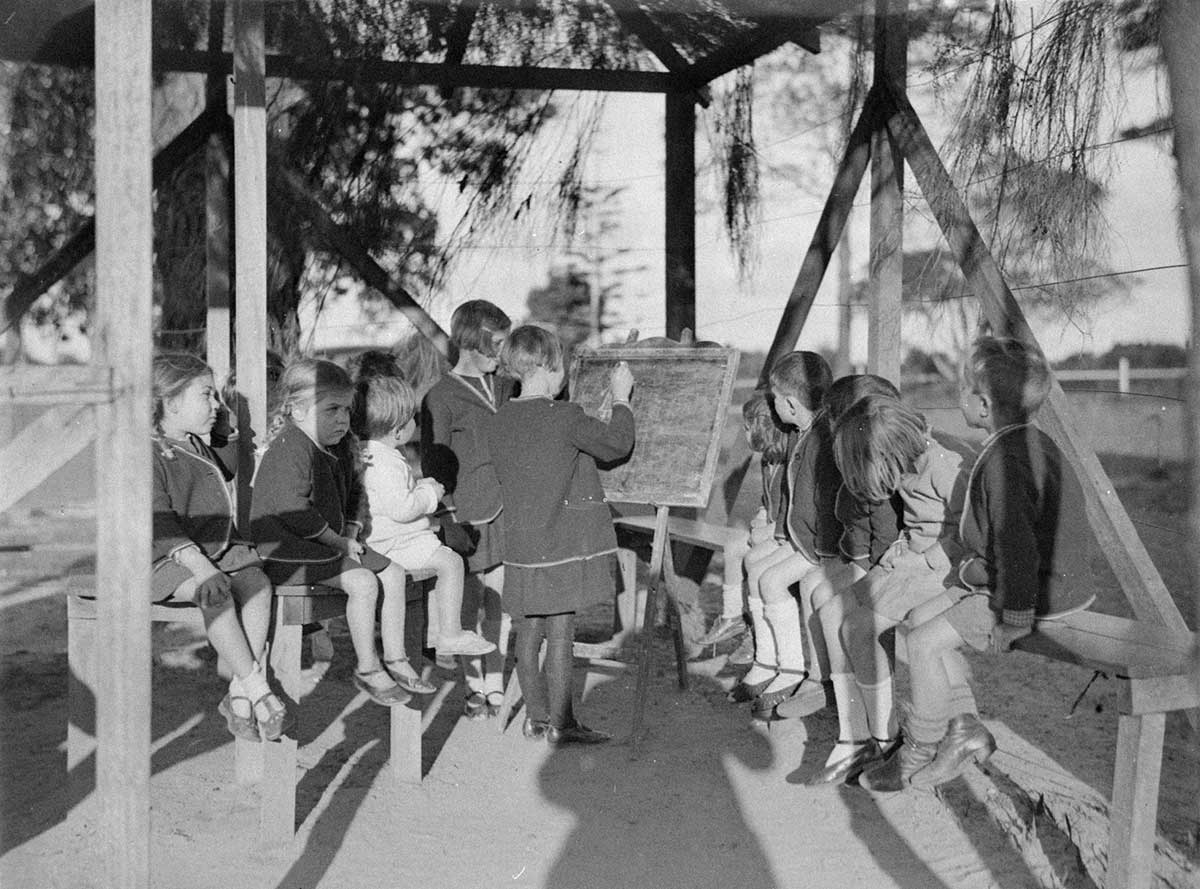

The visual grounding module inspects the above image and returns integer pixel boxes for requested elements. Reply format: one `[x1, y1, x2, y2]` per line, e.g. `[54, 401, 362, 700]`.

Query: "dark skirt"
[151, 543, 262, 601]
[503, 551, 617, 618]
[263, 545, 393, 587]
[466, 518, 505, 574]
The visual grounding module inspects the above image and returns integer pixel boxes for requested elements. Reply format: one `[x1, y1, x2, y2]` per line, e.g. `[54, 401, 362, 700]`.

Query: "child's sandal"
[484, 691, 505, 718]
[383, 657, 438, 695]
[353, 669, 412, 707]
[463, 691, 488, 720]
[252, 692, 295, 741]
[218, 693, 260, 742]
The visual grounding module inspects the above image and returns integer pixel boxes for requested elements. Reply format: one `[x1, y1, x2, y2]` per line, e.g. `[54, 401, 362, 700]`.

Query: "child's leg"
[429, 547, 494, 656]
[477, 564, 508, 700]
[321, 567, 406, 702]
[757, 551, 817, 697]
[230, 567, 272, 662]
[740, 543, 791, 687]
[719, 526, 750, 618]
[514, 615, 549, 725]
[543, 611, 576, 729]
[815, 587, 871, 755]
[378, 561, 410, 663]
[840, 601, 900, 743]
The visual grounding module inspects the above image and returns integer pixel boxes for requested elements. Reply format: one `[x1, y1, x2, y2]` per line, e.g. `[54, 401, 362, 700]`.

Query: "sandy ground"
[0, 503, 1198, 889]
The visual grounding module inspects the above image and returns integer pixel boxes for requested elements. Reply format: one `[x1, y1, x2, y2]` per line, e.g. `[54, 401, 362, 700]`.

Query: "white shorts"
[374, 532, 443, 572]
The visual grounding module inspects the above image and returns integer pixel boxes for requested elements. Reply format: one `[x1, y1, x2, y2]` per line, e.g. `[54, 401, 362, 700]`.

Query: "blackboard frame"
[569, 345, 740, 508]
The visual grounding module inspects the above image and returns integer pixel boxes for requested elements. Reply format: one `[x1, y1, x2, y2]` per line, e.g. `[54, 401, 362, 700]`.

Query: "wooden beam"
[866, 0, 906, 384]
[880, 83, 1190, 634]
[664, 91, 696, 340]
[441, 5, 478, 66]
[273, 163, 451, 357]
[758, 90, 876, 385]
[1, 106, 216, 337]
[93, 0, 153, 885]
[234, 0, 268, 531]
[205, 1, 231, 378]
[689, 21, 822, 85]
[0, 364, 115, 404]
[601, 0, 710, 106]
[0, 403, 96, 514]
[1108, 713, 1165, 889]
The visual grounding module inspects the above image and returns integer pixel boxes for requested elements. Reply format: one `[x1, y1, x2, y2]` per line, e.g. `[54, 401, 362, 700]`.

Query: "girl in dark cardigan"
[485, 326, 635, 745]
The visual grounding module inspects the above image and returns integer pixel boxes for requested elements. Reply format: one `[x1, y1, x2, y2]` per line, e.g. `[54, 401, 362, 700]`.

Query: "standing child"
[151, 352, 291, 741]
[250, 359, 415, 707]
[422, 300, 515, 718]
[356, 373, 494, 694]
[832, 396, 969, 792]
[486, 326, 635, 745]
[899, 335, 1094, 790]
[732, 352, 843, 720]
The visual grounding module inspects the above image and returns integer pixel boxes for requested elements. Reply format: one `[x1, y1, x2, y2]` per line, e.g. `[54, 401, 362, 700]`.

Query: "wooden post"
[205, 1, 231, 381]
[1108, 711, 1165, 889]
[93, 0, 153, 885]
[665, 92, 695, 340]
[867, 0, 906, 384]
[233, 0, 267, 527]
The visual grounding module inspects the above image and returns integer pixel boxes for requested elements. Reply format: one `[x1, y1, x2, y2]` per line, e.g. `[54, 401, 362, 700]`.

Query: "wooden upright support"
[665, 91, 696, 340]
[93, 1, 153, 886]
[867, 0, 907, 383]
[205, 1, 231, 382]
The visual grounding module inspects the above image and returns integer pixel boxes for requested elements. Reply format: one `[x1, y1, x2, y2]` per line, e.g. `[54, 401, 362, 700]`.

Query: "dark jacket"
[249, 422, 364, 565]
[780, 414, 843, 562]
[958, 423, 1094, 626]
[152, 434, 246, 565]
[835, 486, 904, 570]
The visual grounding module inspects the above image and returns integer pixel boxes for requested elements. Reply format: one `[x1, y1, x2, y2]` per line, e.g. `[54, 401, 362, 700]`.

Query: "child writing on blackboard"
[732, 352, 843, 721]
[700, 390, 789, 655]
[250, 358, 414, 707]
[355, 374, 495, 694]
[422, 300, 514, 718]
[485, 325, 635, 745]
[151, 352, 291, 741]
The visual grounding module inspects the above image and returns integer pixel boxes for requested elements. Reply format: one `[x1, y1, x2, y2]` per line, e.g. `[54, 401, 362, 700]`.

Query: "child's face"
[958, 375, 991, 431]
[463, 330, 507, 373]
[294, 391, 353, 447]
[162, 372, 219, 439]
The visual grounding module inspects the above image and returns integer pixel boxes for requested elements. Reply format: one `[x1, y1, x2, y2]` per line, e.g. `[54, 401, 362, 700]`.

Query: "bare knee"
[231, 568, 271, 606]
[339, 567, 379, 600]
[431, 546, 464, 586]
[378, 562, 407, 596]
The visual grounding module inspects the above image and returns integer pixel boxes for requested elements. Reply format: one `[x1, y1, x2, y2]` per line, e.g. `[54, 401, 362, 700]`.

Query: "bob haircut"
[833, 396, 929, 503]
[767, 350, 832, 411]
[500, 325, 564, 382]
[742, 389, 789, 464]
[450, 300, 512, 359]
[962, 335, 1050, 420]
[825, 374, 901, 426]
[152, 351, 212, 432]
[353, 374, 417, 441]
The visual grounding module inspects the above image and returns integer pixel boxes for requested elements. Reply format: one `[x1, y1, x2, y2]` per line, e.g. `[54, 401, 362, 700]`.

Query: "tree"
[524, 265, 592, 355]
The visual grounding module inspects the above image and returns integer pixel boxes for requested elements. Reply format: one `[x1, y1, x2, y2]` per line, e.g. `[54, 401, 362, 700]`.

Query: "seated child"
[731, 352, 843, 721]
[355, 372, 495, 694]
[698, 389, 789, 653]
[251, 359, 412, 707]
[151, 352, 291, 741]
[485, 325, 635, 745]
[900, 335, 1094, 790]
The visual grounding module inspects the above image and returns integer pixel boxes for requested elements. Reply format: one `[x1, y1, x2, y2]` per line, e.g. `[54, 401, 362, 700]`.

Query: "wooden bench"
[1008, 610, 1199, 889]
[68, 568, 437, 848]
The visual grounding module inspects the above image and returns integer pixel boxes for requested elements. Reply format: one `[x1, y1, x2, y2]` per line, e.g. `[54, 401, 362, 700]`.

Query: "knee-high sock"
[857, 677, 897, 742]
[764, 597, 807, 675]
[743, 597, 776, 685]
[720, 583, 743, 620]
[831, 672, 870, 743]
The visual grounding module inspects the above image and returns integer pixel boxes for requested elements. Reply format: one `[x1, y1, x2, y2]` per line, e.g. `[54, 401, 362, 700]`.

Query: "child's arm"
[364, 453, 443, 523]
[980, 453, 1042, 636]
[254, 441, 333, 541]
[151, 461, 232, 606]
[568, 361, 635, 461]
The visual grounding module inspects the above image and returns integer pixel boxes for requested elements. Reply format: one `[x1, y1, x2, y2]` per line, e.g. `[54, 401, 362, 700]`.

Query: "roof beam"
[689, 20, 821, 85]
[602, 0, 711, 106]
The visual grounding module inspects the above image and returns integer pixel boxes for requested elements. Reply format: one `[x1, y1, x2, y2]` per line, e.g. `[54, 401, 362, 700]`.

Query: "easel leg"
[631, 507, 670, 753]
[661, 542, 689, 691]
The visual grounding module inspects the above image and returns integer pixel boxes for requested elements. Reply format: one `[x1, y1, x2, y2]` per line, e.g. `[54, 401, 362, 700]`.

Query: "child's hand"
[879, 537, 908, 571]
[340, 536, 365, 564]
[193, 570, 232, 608]
[610, 361, 634, 403]
[988, 623, 1032, 654]
[421, 478, 446, 502]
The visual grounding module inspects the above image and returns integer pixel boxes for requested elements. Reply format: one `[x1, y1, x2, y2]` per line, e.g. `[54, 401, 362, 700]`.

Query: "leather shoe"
[908, 713, 996, 789]
[522, 717, 549, 741]
[858, 738, 936, 793]
[773, 679, 834, 719]
[546, 722, 611, 746]
[802, 740, 884, 786]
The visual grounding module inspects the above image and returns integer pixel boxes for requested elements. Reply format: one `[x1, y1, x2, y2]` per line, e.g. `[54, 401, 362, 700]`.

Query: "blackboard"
[569, 344, 740, 508]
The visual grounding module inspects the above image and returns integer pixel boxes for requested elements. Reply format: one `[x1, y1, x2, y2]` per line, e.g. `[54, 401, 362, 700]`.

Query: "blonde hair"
[834, 396, 929, 503]
[353, 374, 417, 440]
[265, 357, 353, 447]
[962, 335, 1050, 420]
[825, 374, 900, 426]
[741, 389, 788, 464]
[500, 325, 563, 382]
[767, 351, 832, 411]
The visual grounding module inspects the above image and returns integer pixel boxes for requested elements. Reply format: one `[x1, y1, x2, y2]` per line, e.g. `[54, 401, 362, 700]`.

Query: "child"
[832, 396, 969, 792]
[250, 358, 416, 707]
[791, 375, 905, 780]
[899, 335, 1094, 790]
[150, 352, 291, 741]
[421, 300, 514, 718]
[485, 325, 634, 744]
[355, 373, 494, 694]
[732, 352, 842, 721]
[697, 390, 789, 652]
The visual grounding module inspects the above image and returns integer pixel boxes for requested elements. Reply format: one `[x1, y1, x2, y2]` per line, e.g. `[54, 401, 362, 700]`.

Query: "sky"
[307, 23, 1189, 366]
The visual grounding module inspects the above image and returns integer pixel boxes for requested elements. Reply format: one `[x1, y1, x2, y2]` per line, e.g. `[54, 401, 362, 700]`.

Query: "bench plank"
[614, 513, 733, 551]
[1011, 611, 1195, 679]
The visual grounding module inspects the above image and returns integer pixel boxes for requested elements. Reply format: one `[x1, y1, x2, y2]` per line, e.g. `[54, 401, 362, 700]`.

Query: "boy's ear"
[976, 391, 991, 419]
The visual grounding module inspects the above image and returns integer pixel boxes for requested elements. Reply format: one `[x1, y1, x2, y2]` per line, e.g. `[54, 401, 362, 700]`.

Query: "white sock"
[720, 583, 743, 620]
[743, 598, 776, 685]
[831, 672, 870, 742]
[764, 598, 807, 674]
[859, 677, 897, 742]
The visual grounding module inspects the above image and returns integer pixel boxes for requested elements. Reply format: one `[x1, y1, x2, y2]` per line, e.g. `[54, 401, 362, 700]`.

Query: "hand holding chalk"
[610, 361, 634, 403]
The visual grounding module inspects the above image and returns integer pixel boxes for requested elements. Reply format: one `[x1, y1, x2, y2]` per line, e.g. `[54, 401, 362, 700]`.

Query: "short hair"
[767, 351, 832, 411]
[741, 389, 789, 464]
[450, 300, 512, 359]
[152, 351, 212, 432]
[825, 374, 901, 426]
[500, 325, 563, 381]
[353, 374, 417, 440]
[834, 396, 929, 503]
[350, 349, 403, 383]
[962, 335, 1051, 419]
